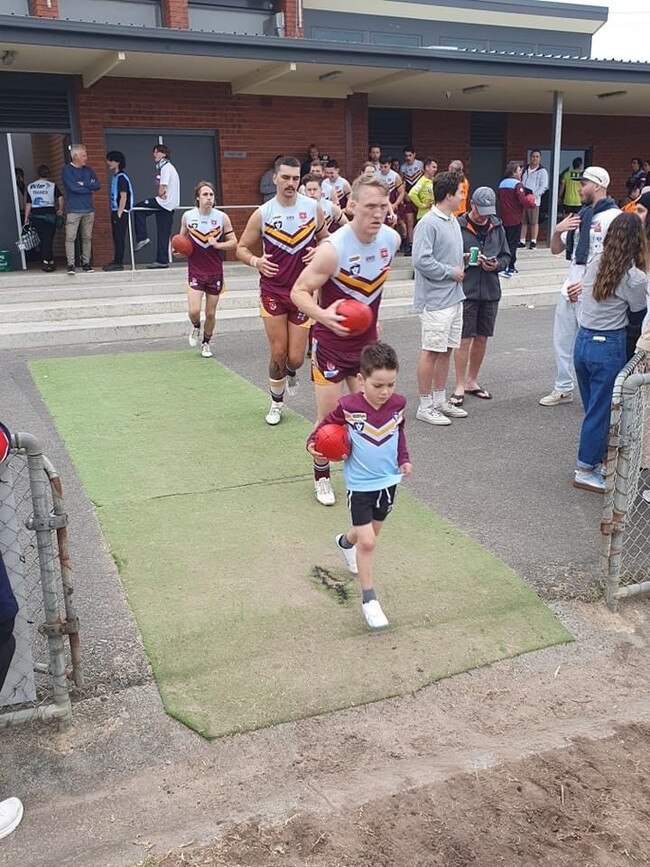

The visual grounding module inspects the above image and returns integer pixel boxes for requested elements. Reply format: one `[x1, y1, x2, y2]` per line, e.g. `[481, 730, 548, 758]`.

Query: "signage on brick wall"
[223, 151, 247, 159]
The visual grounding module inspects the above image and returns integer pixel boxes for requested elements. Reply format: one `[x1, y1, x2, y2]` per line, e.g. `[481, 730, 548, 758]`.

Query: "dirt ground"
[145, 725, 650, 867]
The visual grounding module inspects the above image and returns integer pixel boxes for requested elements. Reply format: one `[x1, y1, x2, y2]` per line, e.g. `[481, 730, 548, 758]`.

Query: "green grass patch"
[31, 351, 571, 737]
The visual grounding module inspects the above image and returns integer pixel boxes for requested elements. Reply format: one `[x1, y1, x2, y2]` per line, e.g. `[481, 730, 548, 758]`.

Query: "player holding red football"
[178, 181, 237, 358]
[291, 173, 401, 505]
[307, 342, 412, 629]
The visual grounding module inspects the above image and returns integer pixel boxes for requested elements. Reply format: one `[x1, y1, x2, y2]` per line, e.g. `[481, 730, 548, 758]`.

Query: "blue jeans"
[573, 327, 626, 469]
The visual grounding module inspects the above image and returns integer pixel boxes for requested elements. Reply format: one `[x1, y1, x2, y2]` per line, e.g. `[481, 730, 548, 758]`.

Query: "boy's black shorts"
[347, 486, 397, 526]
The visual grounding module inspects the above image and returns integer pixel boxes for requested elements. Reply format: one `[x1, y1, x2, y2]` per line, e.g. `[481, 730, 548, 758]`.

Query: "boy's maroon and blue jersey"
[311, 223, 400, 372]
[309, 393, 409, 491]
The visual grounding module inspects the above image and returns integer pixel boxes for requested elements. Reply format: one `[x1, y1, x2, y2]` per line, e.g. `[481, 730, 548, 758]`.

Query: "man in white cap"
[539, 167, 619, 407]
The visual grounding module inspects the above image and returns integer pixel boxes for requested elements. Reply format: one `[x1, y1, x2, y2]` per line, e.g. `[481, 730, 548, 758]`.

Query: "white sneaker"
[362, 599, 389, 629]
[437, 400, 468, 419]
[188, 327, 200, 347]
[314, 477, 336, 506]
[286, 373, 299, 397]
[265, 401, 283, 425]
[416, 406, 452, 426]
[0, 798, 24, 840]
[539, 390, 574, 407]
[201, 342, 213, 358]
[334, 534, 358, 573]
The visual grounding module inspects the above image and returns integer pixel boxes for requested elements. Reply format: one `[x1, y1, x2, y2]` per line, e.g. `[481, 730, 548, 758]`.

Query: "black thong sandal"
[449, 392, 465, 406]
[466, 387, 492, 400]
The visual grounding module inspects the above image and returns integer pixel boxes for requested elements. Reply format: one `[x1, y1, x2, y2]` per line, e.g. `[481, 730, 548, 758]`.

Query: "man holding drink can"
[451, 187, 511, 405]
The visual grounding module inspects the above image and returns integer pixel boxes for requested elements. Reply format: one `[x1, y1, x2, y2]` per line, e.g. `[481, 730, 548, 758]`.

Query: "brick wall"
[412, 111, 471, 174]
[281, 0, 302, 37]
[28, 0, 58, 17]
[506, 113, 650, 202]
[73, 77, 353, 262]
[160, 0, 189, 29]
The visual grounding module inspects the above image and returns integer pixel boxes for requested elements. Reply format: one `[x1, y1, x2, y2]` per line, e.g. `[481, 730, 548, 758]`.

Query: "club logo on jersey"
[189, 221, 198, 229]
[354, 421, 365, 433]
[350, 263, 361, 276]
[272, 220, 282, 230]
[211, 219, 218, 226]
[299, 211, 307, 219]
[380, 248, 389, 259]
[366, 255, 375, 262]
[324, 361, 339, 379]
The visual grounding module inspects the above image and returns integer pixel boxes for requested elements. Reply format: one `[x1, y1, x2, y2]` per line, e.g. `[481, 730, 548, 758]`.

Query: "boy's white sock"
[419, 394, 433, 410]
[432, 390, 446, 408]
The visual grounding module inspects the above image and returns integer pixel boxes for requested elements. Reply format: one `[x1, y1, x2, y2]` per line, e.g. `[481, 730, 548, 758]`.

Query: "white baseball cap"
[579, 167, 610, 188]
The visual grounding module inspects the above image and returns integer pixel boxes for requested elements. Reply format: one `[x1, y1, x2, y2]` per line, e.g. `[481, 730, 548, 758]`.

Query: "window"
[312, 27, 365, 43]
[371, 32, 422, 48]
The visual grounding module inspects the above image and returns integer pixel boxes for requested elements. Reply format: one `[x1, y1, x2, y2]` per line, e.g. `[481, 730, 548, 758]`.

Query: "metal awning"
[1, 14, 649, 115]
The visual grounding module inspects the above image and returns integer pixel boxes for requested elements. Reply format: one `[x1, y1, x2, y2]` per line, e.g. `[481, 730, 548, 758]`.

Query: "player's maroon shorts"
[188, 274, 224, 296]
[260, 291, 310, 327]
[398, 200, 416, 218]
[311, 338, 359, 385]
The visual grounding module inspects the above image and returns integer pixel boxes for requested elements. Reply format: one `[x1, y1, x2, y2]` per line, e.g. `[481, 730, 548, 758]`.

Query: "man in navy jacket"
[62, 143, 101, 275]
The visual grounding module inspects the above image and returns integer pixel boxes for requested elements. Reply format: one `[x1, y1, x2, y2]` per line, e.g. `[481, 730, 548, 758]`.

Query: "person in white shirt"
[133, 144, 181, 269]
[520, 149, 549, 250]
[540, 167, 621, 407]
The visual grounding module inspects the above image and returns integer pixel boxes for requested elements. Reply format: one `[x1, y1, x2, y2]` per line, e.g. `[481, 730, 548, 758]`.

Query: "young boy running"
[180, 180, 237, 357]
[307, 342, 412, 630]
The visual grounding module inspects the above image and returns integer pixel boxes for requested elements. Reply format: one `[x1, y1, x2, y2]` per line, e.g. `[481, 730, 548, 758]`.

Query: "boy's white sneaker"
[188, 326, 200, 347]
[201, 342, 213, 358]
[265, 401, 283, 425]
[334, 534, 358, 574]
[0, 798, 24, 839]
[314, 478, 336, 505]
[362, 599, 389, 630]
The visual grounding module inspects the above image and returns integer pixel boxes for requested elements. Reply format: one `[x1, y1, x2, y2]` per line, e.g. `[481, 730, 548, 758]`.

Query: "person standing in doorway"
[24, 164, 64, 272]
[559, 157, 584, 215]
[520, 149, 549, 249]
[103, 151, 134, 272]
[134, 144, 180, 269]
[62, 144, 101, 275]
[498, 161, 535, 277]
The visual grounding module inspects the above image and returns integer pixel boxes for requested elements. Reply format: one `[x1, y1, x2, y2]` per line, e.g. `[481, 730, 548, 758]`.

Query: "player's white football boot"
[265, 401, 283, 425]
[188, 326, 200, 348]
[201, 342, 213, 358]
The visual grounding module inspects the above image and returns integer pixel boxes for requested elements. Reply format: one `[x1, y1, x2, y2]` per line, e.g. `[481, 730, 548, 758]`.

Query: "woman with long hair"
[572, 212, 649, 492]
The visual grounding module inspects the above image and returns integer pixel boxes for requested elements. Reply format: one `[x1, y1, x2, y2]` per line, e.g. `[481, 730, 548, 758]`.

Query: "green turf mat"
[31, 352, 572, 737]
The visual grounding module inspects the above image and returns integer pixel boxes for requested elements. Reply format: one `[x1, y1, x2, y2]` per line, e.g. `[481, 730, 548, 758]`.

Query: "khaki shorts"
[420, 303, 463, 352]
[522, 205, 540, 226]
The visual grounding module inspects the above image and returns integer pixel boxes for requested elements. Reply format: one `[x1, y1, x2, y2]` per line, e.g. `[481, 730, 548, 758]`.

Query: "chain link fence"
[601, 350, 650, 611]
[0, 431, 81, 729]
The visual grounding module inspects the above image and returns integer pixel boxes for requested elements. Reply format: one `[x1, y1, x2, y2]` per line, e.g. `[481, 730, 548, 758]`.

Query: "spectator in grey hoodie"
[412, 171, 469, 426]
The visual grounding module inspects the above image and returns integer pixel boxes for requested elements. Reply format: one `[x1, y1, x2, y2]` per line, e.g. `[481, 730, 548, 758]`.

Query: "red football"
[338, 299, 373, 336]
[171, 234, 194, 257]
[315, 423, 351, 462]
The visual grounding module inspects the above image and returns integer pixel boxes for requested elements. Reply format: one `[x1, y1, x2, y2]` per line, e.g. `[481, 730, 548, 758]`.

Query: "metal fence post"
[18, 432, 72, 729]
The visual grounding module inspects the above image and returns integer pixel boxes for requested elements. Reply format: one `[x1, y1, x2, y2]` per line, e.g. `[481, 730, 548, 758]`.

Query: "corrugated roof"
[443, 45, 650, 66]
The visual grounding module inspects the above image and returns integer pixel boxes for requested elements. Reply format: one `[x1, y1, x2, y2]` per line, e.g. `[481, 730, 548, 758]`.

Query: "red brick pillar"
[29, 0, 59, 17]
[281, 0, 303, 38]
[160, 0, 189, 29]
[345, 93, 369, 180]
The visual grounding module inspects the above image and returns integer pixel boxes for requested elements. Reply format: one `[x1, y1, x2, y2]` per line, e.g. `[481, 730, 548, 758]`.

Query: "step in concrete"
[0, 250, 567, 350]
